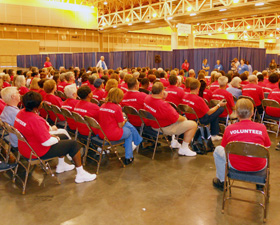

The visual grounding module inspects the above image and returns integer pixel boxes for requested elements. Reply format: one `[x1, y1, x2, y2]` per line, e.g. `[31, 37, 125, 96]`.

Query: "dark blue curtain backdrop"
[30, 55, 41, 68]
[17, 48, 274, 72]
[73, 53, 84, 68]
[56, 54, 64, 69]
[49, 54, 57, 69]
[266, 54, 278, 68]
[17, 56, 25, 68]
[239, 47, 266, 71]
[64, 54, 73, 69]
[84, 52, 96, 69]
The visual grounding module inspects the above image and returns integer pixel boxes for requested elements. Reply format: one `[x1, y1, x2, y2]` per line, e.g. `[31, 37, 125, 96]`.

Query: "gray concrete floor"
[0, 134, 280, 225]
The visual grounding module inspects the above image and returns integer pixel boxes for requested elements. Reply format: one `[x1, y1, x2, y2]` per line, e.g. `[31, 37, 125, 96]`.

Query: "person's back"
[242, 83, 264, 106]
[212, 89, 234, 117]
[165, 75, 185, 106]
[266, 83, 280, 117]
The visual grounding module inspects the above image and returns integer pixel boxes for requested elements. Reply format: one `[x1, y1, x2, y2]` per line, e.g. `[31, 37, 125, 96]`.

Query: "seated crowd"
[0, 63, 279, 189]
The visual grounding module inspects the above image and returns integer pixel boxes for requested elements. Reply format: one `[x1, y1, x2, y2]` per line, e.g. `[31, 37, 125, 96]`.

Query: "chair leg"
[114, 147, 125, 168]
[152, 133, 159, 160]
[12, 152, 21, 183]
[45, 161, 60, 185]
[22, 161, 31, 194]
[222, 177, 227, 213]
[95, 146, 103, 175]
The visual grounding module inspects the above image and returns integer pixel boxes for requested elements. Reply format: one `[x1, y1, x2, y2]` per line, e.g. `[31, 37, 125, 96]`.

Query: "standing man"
[44, 57, 52, 68]
[96, 56, 108, 70]
[214, 60, 223, 71]
[182, 59, 190, 77]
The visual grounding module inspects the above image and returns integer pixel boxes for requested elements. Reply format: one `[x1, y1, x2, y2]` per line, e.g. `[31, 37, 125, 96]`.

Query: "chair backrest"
[42, 102, 52, 112]
[177, 104, 200, 122]
[203, 98, 209, 106]
[71, 112, 89, 126]
[262, 99, 280, 109]
[233, 95, 238, 102]
[209, 99, 220, 108]
[225, 141, 269, 159]
[264, 92, 270, 99]
[123, 105, 144, 123]
[238, 95, 256, 106]
[91, 98, 99, 105]
[60, 107, 73, 119]
[51, 104, 62, 116]
[99, 100, 106, 106]
[167, 102, 178, 111]
[57, 91, 66, 100]
[139, 109, 157, 121]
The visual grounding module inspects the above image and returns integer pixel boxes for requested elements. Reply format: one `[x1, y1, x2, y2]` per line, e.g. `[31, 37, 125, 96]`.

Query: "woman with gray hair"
[226, 76, 242, 100]
[15, 75, 29, 96]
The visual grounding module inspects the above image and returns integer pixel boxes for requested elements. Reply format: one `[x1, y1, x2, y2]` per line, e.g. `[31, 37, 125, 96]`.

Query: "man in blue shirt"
[96, 56, 108, 70]
[214, 60, 223, 71]
[238, 59, 249, 74]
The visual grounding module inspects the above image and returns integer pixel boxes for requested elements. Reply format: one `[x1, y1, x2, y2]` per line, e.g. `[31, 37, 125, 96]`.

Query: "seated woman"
[15, 75, 29, 96]
[266, 81, 280, 117]
[103, 79, 118, 99]
[182, 79, 226, 141]
[2, 74, 11, 88]
[14, 92, 96, 183]
[198, 80, 212, 103]
[226, 76, 242, 100]
[62, 84, 79, 111]
[212, 98, 271, 190]
[29, 77, 41, 93]
[266, 73, 279, 90]
[43, 79, 64, 122]
[99, 88, 143, 165]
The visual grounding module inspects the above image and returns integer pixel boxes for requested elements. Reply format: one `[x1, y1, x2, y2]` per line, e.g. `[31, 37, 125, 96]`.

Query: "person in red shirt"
[57, 74, 68, 93]
[266, 81, 280, 117]
[99, 88, 142, 165]
[242, 75, 264, 115]
[92, 78, 105, 101]
[159, 71, 169, 87]
[182, 79, 226, 141]
[15, 75, 29, 96]
[139, 78, 150, 94]
[121, 77, 147, 127]
[212, 98, 271, 190]
[212, 76, 235, 118]
[64, 72, 75, 85]
[266, 73, 279, 90]
[144, 82, 197, 156]
[182, 59, 190, 76]
[74, 86, 99, 136]
[198, 80, 212, 103]
[0, 98, 6, 114]
[257, 73, 272, 93]
[2, 74, 11, 88]
[104, 79, 118, 100]
[210, 73, 222, 92]
[165, 75, 185, 106]
[29, 78, 41, 93]
[44, 57, 52, 68]
[120, 74, 133, 94]
[14, 91, 96, 183]
[240, 73, 249, 87]
[43, 79, 64, 123]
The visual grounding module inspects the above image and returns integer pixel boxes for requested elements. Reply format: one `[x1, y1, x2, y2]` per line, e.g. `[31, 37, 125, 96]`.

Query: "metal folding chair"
[56, 91, 67, 100]
[167, 101, 178, 112]
[85, 116, 125, 173]
[51, 105, 67, 129]
[261, 99, 280, 138]
[99, 100, 106, 106]
[178, 104, 202, 126]
[264, 92, 270, 99]
[222, 142, 270, 223]
[4, 123, 60, 194]
[0, 119, 12, 162]
[60, 108, 77, 136]
[138, 109, 172, 160]
[90, 98, 99, 105]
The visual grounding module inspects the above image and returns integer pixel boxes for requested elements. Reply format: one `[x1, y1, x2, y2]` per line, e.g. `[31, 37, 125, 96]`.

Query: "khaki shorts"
[154, 120, 195, 136]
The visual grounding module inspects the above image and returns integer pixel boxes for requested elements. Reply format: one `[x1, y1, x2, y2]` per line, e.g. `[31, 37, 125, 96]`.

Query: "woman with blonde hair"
[29, 77, 41, 92]
[15, 75, 29, 95]
[104, 79, 118, 99]
[99, 88, 142, 165]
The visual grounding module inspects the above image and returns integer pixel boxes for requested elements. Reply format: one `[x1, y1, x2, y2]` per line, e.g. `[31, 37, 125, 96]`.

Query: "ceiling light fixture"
[255, 2, 264, 6]
[126, 18, 130, 22]
[247, 25, 251, 29]
[113, 25, 117, 28]
[128, 23, 132, 26]
[145, 20, 150, 23]
[218, 28, 222, 32]
[187, 6, 192, 12]
[153, 13, 157, 18]
[190, 13, 196, 16]
[197, 23, 200, 25]
[208, 33, 212, 35]
[167, 17, 173, 20]
[270, 33, 273, 37]
[219, 9, 227, 12]
[100, 28, 104, 30]
[104, 1, 108, 5]
[233, 0, 239, 3]
[221, 18, 227, 20]
[225, 32, 228, 34]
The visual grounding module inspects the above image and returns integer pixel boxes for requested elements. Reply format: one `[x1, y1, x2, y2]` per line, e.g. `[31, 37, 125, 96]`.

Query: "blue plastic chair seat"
[228, 167, 267, 184]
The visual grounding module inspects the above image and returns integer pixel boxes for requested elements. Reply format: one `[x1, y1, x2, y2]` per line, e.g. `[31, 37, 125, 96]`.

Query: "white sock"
[76, 166, 84, 175]
[172, 135, 176, 141]
[182, 142, 189, 149]
[58, 157, 65, 166]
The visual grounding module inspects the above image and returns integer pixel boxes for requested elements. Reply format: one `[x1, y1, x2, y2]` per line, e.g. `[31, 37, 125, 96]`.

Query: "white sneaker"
[170, 140, 181, 148]
[97, 147, 110, 154]
[56, 163, 75, 174]
[211, 135, 222, 141]
[178, 147, 197, 157]
[132, 142, 137, 151]
[75, 171, 97, 184]
[66, 154, 72, 161]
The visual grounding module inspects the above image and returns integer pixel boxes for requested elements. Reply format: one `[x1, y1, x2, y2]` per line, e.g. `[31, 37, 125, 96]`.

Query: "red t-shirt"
[30, 89, 40, 93]
[203, 89, 213, 102]
[212, 89, 235, 117]
[266, 88, 280, 117]
[184, 87, 190, 94]
[120, 91, 147, 127]
[73, 100, 99, 135]
[120, 83, 128, 94]
[242, 83, 264, 106]
[182, 62, 189, 71]
[160, 78, 169, 87]
[44, 61, 52, 68]
[266, 82, 278, 90]
[0, 99, 6, 114]
[181, 94, 209, 120]
[258, 82, 272, 93]
[81, 81, 91, 87]
[165, 85, 185, 106]
[98, 102, 124, 141]
[221, 120, 271, 171]
[144, 95, 179, 128]
[57, 81, 68, 92]
[19, 86, 29, 96]
[39, 89, 47, 99]
[240, 80, 249, 87]
[92, 89, 105, 101]
[3, 82, 11, 88]
[61, 98, 79, 130]
[44, 94, 64, 122]
[14, 110, 51, 159]
[210, 81, 220, 92]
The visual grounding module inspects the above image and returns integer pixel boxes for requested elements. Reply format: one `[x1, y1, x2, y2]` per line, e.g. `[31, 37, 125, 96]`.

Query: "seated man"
[92, 78, 105, 101]
[144, 82, 197, 156]
[182, 79, 226, 141]
[212, 98, 271, 190]
[121, 77, 147, 128]
[165, 75, 185, 106]
[212, 76, 235, 119]
[242, 75, 264, 115]
[266, 80, 280, 117]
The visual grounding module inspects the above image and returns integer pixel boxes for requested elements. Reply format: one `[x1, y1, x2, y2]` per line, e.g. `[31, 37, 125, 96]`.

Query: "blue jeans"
[120, 122, 143, 159]
[199, 107, 224, 135]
